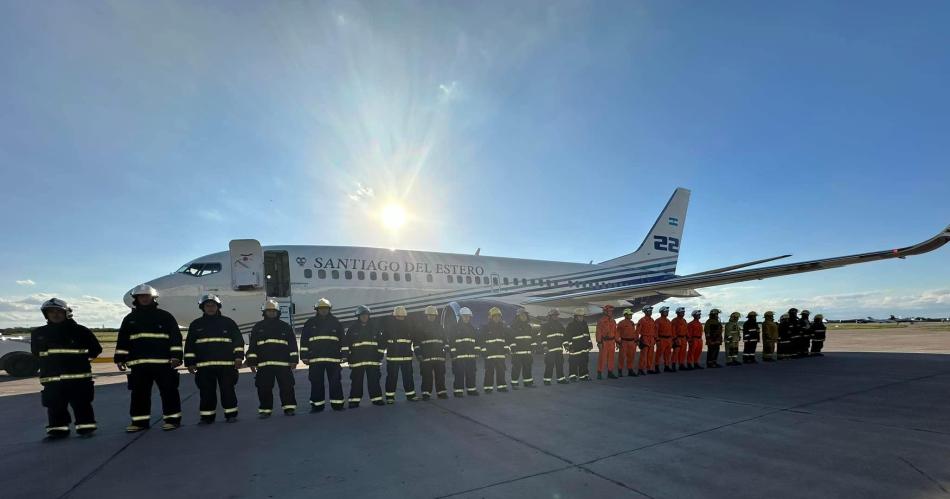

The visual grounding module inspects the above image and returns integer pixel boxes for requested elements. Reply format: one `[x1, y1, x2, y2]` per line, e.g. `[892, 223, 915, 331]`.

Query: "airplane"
[126, 188, 950, 333]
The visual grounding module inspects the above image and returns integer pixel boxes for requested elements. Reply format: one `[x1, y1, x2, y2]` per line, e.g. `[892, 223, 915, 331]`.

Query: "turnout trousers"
[349, 366, 383, 405]
[483, 358, 508, 391]
[195, 366, 239, 421]
[568, 352, 590, 380]
[511, 353, 534, 385]
[128, 365, 181, 428]
[385, 361, 416, 400]
[543, 351, 565, 383]
[452, 358, 478, 395]
[619, 340, 637, 370]
[255, 366, 296, 414]
[43, 379, 96, 434]
[811, 339, 825, 354]
[706, 345, 721, 367]
[309, 362, 344, 410]
[742, 341, 758, 363]
[420, 361, 447, 397]
[763, 341, 777, 360]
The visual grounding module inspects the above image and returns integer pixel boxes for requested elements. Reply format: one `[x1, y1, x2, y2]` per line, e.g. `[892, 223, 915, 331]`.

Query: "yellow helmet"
[488, 307, 503, 317]
[315, 297, 332, 309]
[393, 306, 408, 317]
[622, 308, 633, 316]
[573, 307, 586, 316]
[730, 312, 741, 319]
[424, 305, 438, 316]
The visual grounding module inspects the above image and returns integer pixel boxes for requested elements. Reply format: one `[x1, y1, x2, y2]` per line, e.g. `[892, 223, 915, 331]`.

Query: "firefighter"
[742, 311, 760, 364]
[781, 308, 801, 360]
[704, 309, 723, 368]
[777, 313, 792, 360]
[382, 306, 416, 403]
[798, 309, 813, 358]
[509, 307, 537, 388]
[595, 305, 618, 379]
[300, 298, 345, 412]
[655, 306, 675, 372]
[617, 308, 638, 377]
[115, 284, 183, 432]
[415, 306, 448, 400]
[672, 307, 689, 371]
[566, 308, 592, 381]
[33, 298, 102, 438]
[687, 310, 704, 369]
[636, 305, 657, 375]
[344, 306, 385, 407]
[480, 307, 510, 392]
[246, 299, 298, 417]
[184, 294, 244, 424]
[810, 314, 827, 356]
[761, 311, 778, 361]
[724, 312, 742, 366]
[540, 309, 568, 384]
[451, 307, 479, 396]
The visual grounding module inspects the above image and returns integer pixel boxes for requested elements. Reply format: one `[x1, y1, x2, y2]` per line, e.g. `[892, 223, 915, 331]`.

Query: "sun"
[381, 203, 406, 230]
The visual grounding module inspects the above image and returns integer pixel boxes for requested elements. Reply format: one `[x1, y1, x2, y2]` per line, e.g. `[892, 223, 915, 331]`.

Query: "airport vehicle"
[127, 188, 950, 332]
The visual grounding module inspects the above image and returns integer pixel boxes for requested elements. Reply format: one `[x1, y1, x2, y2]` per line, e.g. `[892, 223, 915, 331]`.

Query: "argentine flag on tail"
[668, 217, 679, 227]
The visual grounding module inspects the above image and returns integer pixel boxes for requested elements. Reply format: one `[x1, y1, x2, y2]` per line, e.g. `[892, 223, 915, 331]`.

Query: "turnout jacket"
[382, 317, 415, 362]
[344, 319, 385, 368]
[742, 319, 761, 342]
[540, 318, 567, 353]
[480, 321, 510, 360]
[508, 319, 537, 355]
[724, 319, 741, 346]
[414, 318, 448, 362]
[246, 317, 298, 368]
[32, 320, 102, 385]
[811, 319, 827, 341]
[799, 317, 813, 339]
[762, 319, 779, 342]
[451, 321, 479, 360]
[565, 319, 592, 354]
[704, 318, 723, 346]
[115, 303, 183, 367]
[300, 313, 345, 364]
[184, 314, 244, 368]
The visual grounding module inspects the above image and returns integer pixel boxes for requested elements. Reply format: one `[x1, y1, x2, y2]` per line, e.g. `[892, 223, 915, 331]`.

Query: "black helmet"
[355, 305, 372, 317]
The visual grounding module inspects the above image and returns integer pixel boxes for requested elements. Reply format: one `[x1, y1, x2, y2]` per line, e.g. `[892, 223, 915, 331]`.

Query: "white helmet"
[261, 299, 280, 312]
[131, 284, 158, 298]
[41, 298, 68, 313]
[642, 305, 653, 313]
[659, 306, 670, 314]
[459, 307, 473, 317]
[198, 293, 222, 310]
[691, 310, 702, 317]
[314, 297, 332, 309]
[548, 308, 560, 316]
[424, 305, 438, 316]
[573, 307, 586, 317]
[393, 306, 408, 317]
[675, 307, 686, 314]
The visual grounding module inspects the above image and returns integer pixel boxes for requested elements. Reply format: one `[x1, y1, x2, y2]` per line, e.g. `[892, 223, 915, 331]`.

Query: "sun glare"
[381, 204, 406, 230]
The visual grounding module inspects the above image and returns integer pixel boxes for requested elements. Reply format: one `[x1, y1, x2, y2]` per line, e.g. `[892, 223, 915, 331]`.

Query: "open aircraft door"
[227, 240, 267, 330]
[264, 250, 295, 328]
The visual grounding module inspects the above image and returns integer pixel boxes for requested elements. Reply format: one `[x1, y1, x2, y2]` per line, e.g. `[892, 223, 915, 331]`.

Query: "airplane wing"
[524, 225, 950, 306]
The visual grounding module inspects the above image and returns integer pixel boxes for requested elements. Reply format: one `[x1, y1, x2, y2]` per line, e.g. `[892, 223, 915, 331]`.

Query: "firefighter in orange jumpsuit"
[655, 306, 675, 373]
[672, 307, 689, 371]
[636, 305, 656, 375]
[686, 310, 704, 370]
[617, 308, 638, 377]
[595, 305, 618, 379]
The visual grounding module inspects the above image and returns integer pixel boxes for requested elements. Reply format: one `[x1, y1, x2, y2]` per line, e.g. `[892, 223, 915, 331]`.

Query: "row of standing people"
[595, 305, 827, 377]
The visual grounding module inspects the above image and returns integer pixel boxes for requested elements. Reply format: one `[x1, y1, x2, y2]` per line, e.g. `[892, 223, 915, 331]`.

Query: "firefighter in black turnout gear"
[480, 307, 510, 392]
[383, 306, 417, 403]
[32, 298, 102, 438]
[415, 306, 449, 400]
[541, 309, 568, 385]
[115, 284, 183, 432]
[810, 314, 827, 355]
[566, 308, 592, 381]
[451, 307, 479, 396]
[742, 311, 760, 364]
[508, 308, 537, 388]
[185, 294, 245, 424]
[778, 308, 800, 360]
[300, 298, 346, 412]
[798, 310, 812, 358]
[344, 306, 386, 407]
[246, 299, 298, 417]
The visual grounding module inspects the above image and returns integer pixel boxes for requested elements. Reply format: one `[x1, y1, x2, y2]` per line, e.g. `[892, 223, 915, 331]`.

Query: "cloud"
[15, 279, 35, 286]
[0, 293, 128, 328]
[198, 209, 224, 221]
[347, 182, 375, 202]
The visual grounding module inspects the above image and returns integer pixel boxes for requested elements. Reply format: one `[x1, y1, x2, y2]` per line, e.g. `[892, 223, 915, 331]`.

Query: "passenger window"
[318, 269, 327, 279]
[447, 275, 454, 283]
[345, 270, 353, 280]
[466, 276, 472, 284]
[503, 277, 509, 285]
[382, 272, 389, 281]
[393, 272, 400, 282]
[304, 269, 313, 279]
[426, 274, 433, 283]
[331, 270, 340, 279]
[370, 272, 377, 281]
[405, 273, 411, 282]
[358, 271, 365, 280]
[475, 276, 481, 284]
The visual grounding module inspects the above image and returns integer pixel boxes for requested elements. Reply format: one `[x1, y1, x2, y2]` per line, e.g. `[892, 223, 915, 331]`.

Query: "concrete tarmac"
[1, 335, 948, 498]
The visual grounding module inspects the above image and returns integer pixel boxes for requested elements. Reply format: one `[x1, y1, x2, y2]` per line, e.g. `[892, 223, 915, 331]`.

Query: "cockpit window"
[176, 262, 222, 277]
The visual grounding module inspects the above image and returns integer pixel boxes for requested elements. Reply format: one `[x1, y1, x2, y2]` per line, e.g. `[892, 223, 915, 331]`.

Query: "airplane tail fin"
[599, 187, 690, 268]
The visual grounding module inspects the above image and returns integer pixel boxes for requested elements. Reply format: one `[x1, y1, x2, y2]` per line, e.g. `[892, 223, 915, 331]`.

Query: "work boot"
[437, 393, 449, 400]
[607, 372, 618, 379]
[498, 386, 509, 393]
[331, 404, 345, 411]
[544, 380, 552, 386]
[694, 363, 704, 369]
[637, 369, 646, 376]
[526, 382, 536, 388]
[422, 393, 431, 401]
[45, 429, 70, 440]
[284, 409, 295, 416]
[348, 402, 360, 408]
[468, 390, 480, 396]
[511, 383, 520, 390]
[385, 396, 395, 405]
[225, 416, 238, 423]
[406, 394, 417, 402]
[310, 404, 325, 413]
[160, 422, 178, 431]
[372, 400, 386, 406]
[259, 411, 272, 419]
[557, 379, 569, 385]
[198, 417, 214, 425]
[125, 423, 148, 433]
[76, 427, 96, 437]
[628, 369, 636, 377]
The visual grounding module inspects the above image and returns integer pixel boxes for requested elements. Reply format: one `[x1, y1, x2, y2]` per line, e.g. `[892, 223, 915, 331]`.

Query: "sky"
[1, 0, 949, 328]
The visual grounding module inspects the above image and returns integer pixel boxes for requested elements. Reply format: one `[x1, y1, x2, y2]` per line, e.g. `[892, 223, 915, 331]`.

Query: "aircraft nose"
[123, 290, 134, 308]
